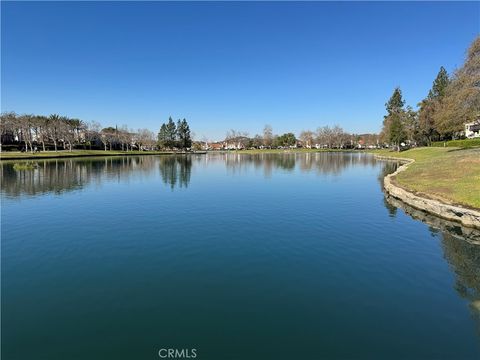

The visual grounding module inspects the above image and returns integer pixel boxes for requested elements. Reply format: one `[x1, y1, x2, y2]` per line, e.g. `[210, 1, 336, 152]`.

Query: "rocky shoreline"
[376, 154, 480, 230]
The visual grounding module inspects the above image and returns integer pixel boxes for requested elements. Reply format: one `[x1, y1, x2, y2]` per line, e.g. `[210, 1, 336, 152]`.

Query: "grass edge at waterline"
[371, 147, 480, 210]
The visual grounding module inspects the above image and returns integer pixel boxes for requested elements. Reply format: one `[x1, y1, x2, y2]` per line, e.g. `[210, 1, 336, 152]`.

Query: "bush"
[431, 138, 480, 148]
[1, 145, 21, 152]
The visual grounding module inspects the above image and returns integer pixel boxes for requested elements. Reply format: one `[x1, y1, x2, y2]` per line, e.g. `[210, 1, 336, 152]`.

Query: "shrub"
[431, 138, 480, 148]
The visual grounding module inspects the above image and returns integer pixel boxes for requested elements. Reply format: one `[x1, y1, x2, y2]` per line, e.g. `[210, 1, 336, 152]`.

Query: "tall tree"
[418, 67, 450, 144]
[429, 66, 450, 99]
[299, 130, 315, 148]
[263, 124, 273, 148]
[388, 112, 407, 151]
[136, 128, 155, 151]
[385, 87, 405, 116]
[100, 127, 117, 151]
[165, 117, 177, 148]
[382, 87, 407, 150]
[177, 119, 192, 150]
[157, 123, 168, 149]
[47, 114, 61, 151]
[18, 114, 34, 152]
[85, 121, 102, 150]
[33, 115, 49, 151]
[434, 36, 480, 138]
[404, 106, 420, 144]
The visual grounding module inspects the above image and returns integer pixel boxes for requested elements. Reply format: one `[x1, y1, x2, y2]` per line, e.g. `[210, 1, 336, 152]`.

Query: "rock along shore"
[375, 154, 480, 230]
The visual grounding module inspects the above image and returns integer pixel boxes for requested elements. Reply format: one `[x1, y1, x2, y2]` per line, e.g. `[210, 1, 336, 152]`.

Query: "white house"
[465, 120, 480, 138]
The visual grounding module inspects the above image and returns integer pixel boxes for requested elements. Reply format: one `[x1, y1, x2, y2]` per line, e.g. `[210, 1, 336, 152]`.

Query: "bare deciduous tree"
[299, 130, 315, 148]
[263, 124, 273, 148]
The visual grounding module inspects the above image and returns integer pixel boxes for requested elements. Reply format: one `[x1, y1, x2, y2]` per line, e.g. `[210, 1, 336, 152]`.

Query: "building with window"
[465, 120, 480, 138]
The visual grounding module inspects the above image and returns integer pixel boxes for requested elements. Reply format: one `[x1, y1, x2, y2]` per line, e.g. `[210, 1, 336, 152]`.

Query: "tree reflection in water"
[379, 163, 480, 332]
[0, 155, 194, 197]
[3, 152, 480, 336]
[384, 195, 480, 334]
[221, 151, 378, 177]
[377, 160, 400, 217]
[158, 155, 192, 190]
[1, 152, 381, 197]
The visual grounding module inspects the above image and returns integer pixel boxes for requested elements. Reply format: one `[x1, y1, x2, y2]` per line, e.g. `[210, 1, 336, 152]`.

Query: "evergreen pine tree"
[177, 119, 192, 150]
[166, 117, 177, 148]
[429, 66, 450, 99]
[385, 87, 405, 116]
[157, 123, 168, 148]
[382, 87, 407, 150]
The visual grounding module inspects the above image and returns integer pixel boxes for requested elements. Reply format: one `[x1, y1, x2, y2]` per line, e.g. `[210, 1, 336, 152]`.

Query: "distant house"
[465, 120, 480, 138]
[208, 142, 224, 151]
[225, 136, 249, 150]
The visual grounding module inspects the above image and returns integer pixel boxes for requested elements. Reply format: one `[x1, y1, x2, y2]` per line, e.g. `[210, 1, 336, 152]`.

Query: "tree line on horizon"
[2, 37, 477, 153]
[218, 125, 378, 150]
[0, 113, 195, 152]
[380, 36, 479, 150]
[0, 113, 160, 152]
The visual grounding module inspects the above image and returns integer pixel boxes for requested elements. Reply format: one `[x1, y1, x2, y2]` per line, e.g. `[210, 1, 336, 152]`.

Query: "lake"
[2, 152, 480, 359]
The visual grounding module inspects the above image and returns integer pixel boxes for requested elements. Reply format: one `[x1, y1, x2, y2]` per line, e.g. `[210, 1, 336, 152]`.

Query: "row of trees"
[6, 37, 476, 153]
[222, 129, 297, 149]
[0, 112, 156, 152]
[381, 36, 479, 149]
[298, 125, 368, 149]
[0, 113, 83, 152]
[220, 125, 379, 150]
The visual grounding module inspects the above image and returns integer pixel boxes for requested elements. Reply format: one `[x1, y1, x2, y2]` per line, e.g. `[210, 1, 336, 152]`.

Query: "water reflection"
[2, 152, 480, 353]
[385, 195, 480, 328]
[221, 151, 378, 177]
[159, 156, 192, 190]
[377, 161, 400, 217]
[1, 152, 380, 198]
[385, 196, 480, 245]
[1, 157, 117, 197]
[0, 155, 194, 197]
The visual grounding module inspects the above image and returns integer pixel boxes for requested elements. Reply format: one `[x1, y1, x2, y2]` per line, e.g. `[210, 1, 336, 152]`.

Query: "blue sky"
[2, 1, 479, 140]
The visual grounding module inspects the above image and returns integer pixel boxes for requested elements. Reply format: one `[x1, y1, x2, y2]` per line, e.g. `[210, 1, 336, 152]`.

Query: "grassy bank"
[0, 150, 175, 160]
[372, 147, 480, 209]
[431, 138, 480, 148]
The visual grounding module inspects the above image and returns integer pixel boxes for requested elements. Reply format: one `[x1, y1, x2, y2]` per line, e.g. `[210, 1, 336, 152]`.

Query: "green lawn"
[0, 150, 174, 160]
[431, 138, 480, 148]
[373, 147, 480, 209]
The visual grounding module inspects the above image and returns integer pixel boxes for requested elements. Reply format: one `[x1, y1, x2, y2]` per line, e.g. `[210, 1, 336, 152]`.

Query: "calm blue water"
[2, 153, 480, 360]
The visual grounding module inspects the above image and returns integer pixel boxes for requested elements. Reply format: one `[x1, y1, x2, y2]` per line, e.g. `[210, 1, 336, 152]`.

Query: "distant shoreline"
[0, 150, 178, 161]
[0, 148, 369, 161]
